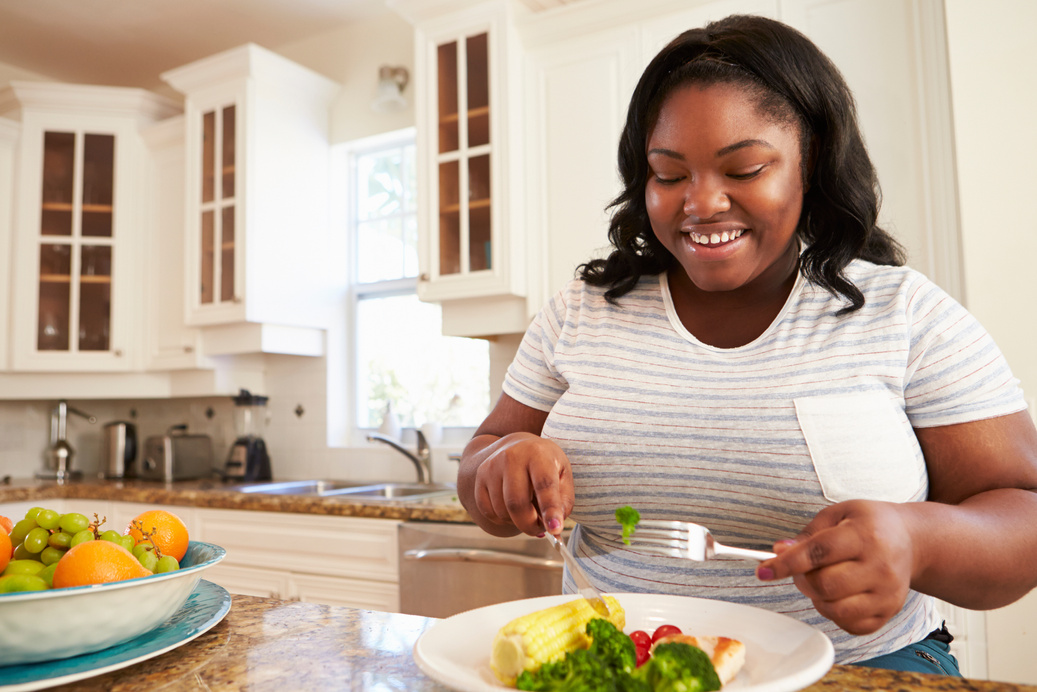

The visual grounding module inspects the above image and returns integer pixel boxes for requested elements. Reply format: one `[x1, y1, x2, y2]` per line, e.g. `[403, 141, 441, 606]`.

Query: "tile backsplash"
[0, 354, 468, 484]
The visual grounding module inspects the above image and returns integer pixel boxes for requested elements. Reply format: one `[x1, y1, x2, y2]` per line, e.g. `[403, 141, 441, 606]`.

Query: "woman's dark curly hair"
[579, 14, 904, 312]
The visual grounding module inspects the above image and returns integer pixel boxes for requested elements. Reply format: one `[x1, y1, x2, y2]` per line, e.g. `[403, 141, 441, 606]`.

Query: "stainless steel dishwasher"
[398, 522, 565, 618]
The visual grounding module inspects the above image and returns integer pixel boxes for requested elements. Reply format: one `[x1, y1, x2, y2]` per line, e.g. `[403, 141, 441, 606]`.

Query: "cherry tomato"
[651, 624, 683, 643]
[635, 644, 651, 667]
[628, 630, 652, 650]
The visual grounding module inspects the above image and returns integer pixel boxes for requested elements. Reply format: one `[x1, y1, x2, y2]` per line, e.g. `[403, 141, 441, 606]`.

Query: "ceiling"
[0, 0, 390, 93]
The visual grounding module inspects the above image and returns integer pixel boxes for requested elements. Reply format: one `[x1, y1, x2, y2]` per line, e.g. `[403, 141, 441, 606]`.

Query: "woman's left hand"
[757, 499, 917, 635]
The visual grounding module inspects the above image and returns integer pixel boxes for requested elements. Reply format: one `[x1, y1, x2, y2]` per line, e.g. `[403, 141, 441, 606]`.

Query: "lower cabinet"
[1, 499, 402, 612]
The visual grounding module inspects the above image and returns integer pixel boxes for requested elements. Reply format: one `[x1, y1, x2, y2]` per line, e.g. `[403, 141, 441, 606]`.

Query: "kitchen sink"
[229, 479, 456, 501]
[231, 479, 370, 496]
[331, 482, 457, 501]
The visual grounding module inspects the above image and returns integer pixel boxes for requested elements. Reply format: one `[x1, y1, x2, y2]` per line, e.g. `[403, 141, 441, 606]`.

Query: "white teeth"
[690, 229, 745, 245]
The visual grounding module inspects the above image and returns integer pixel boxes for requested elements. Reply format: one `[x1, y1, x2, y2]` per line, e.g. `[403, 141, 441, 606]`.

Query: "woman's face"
[645, 82, 805, 295]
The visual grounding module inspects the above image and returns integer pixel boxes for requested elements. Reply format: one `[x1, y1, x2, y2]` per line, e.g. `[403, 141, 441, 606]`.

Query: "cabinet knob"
[113, 349, 123, 357]
[419, 273, 429, 282]
[183, 345, 194, 353]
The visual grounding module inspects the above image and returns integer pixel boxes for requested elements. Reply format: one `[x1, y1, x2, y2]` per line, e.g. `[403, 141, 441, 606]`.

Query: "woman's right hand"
[465, 431, 574, 538]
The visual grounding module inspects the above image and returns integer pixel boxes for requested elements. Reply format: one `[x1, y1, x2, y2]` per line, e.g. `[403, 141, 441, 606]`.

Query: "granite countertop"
[0, 477, 473, 523]
[38, 595, 1037, 692]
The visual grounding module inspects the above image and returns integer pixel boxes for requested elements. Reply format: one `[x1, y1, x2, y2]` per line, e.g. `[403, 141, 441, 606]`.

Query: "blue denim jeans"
[852, 624, 962, 677]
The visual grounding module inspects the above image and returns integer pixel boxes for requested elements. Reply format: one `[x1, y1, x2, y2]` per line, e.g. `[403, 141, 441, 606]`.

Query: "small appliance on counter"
[102, 420, 137, 479]
[140, 425, 214, 482]
[224, 389, 272, 482]
[37, 400, 96, 482]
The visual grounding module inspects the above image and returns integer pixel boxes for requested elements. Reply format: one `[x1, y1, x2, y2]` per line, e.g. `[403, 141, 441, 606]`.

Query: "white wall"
[275, 10, 416, 144]
[945, 0, 1037, 685]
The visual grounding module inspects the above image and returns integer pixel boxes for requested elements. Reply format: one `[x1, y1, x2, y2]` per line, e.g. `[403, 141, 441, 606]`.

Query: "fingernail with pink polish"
[757, 566, 775, 581]
[547, 518, 561, 531]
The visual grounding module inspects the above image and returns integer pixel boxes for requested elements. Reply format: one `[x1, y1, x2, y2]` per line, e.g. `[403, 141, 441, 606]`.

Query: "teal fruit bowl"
[0, 541, 225, 666]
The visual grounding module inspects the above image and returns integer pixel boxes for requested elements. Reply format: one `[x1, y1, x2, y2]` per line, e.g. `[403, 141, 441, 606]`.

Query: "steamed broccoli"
[632, 642, 721, 692]
[516, 618, 644, 692]
[515, 619, 720, 692]
[615, 506, 641, 545]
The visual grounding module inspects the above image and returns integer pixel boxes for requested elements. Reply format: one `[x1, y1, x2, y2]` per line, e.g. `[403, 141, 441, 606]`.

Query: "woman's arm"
[762, 410, 1037, 634]
[457, 393, 574, 538]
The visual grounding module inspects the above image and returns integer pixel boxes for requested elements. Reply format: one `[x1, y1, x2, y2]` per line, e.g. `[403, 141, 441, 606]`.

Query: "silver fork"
[626, 520, 777, 562]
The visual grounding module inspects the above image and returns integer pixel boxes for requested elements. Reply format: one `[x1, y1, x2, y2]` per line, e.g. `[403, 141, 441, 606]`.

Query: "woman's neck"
[666, 245, 800, 348]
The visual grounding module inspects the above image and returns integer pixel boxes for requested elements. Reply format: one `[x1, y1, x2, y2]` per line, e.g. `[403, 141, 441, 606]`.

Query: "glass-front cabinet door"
[199, 104, 237, 308]
[37, 131, 116, 355]
[5, 81, 179, 372]
[415, 5, 526, 306]
[435, 32, 491, 279]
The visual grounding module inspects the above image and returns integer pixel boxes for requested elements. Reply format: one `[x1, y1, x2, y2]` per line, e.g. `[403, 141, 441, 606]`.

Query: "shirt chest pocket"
[794, 392, 926, 504]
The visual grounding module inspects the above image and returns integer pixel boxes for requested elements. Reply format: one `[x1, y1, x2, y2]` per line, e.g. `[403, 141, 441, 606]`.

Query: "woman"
[456, 14, 1037, 672]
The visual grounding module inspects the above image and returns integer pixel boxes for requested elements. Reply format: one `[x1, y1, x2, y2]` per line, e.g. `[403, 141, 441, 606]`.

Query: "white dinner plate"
[413, 593, 834, 692]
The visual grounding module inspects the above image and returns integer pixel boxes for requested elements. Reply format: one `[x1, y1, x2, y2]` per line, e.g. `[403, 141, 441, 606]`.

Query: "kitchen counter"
[0, 477, 473, 523]
[40, 595, 1037, 691]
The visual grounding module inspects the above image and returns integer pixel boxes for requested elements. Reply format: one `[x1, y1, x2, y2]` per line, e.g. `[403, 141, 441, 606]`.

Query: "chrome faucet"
[38, 400, 96, 481]
[367, 430, 432, 484]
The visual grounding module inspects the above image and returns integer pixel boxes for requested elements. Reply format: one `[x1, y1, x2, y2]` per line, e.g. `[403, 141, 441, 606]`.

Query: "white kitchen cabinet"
[160, 45, 339, 356]
[392, 0, 532, 336]
[0, 83, 179, 372]
[140, 115, 208, 371]
[194, 507, 401, 611]
[0, 117, 17, 371]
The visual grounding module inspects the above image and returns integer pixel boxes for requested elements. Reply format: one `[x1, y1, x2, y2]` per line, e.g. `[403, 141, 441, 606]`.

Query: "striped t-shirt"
[502, 260, 1025, 664]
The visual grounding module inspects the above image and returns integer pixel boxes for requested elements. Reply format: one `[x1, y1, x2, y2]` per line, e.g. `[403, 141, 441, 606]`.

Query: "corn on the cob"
[490, 596, 625, 685]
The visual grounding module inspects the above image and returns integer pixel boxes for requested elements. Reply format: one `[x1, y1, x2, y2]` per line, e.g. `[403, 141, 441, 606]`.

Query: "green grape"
[24, 507, 44, 522]
[138, 550, 159, 572]
[3, 559, 46, 576]
[132, 542, 155, 560]
[39, 546, 66, 565]
[154, 555, 180, 573]
[12, 544, 39, 561]
[37, 562, 58, 588]
[58, 512, 90, 534]
[118, 534, 135, 552]
[48, 531, 72, 549]
[0, 574, 49, 593]
[70, 529, 95, 547]
[23, 527, 50, 554]
[99, 529, 122, 543]
[10, 518, 37, 546]
[35, 509, 60, 530]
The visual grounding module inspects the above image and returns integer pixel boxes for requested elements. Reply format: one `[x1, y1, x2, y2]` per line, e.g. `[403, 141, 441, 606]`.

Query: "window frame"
[326, 127, 488, 449]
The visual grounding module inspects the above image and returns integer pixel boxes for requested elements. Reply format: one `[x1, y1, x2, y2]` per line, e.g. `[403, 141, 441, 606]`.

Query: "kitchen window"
[332, 129, 490, 442]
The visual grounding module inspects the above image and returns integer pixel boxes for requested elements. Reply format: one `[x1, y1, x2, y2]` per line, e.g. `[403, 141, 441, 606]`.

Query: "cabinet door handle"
[419, 273, 429, 282]
[113, 349, 123, 357]
[403, 548, 562, 571]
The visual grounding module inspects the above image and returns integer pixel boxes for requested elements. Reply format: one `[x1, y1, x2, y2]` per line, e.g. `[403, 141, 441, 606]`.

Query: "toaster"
[139, 426, 214, 482]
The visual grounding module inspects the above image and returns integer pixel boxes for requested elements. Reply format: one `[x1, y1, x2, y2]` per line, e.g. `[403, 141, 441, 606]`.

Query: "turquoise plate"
[0, 580, 231, 691]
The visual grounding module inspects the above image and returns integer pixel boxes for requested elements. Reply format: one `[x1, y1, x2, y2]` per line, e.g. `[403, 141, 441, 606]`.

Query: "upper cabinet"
[0, 82, 179, 372]
[161, 44, 340, 342]
[393, 0, 530, 327]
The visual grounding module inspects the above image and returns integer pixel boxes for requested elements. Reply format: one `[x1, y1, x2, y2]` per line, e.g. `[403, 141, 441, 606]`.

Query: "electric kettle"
[102, 421, 137, 479]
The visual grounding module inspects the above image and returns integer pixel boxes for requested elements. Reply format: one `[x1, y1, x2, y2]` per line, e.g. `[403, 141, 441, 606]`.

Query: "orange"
[52, 540, 151, 588]
[0, 531, 10, 573]
[0, 515, 12, 535]
[126, 510, 190, 561]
